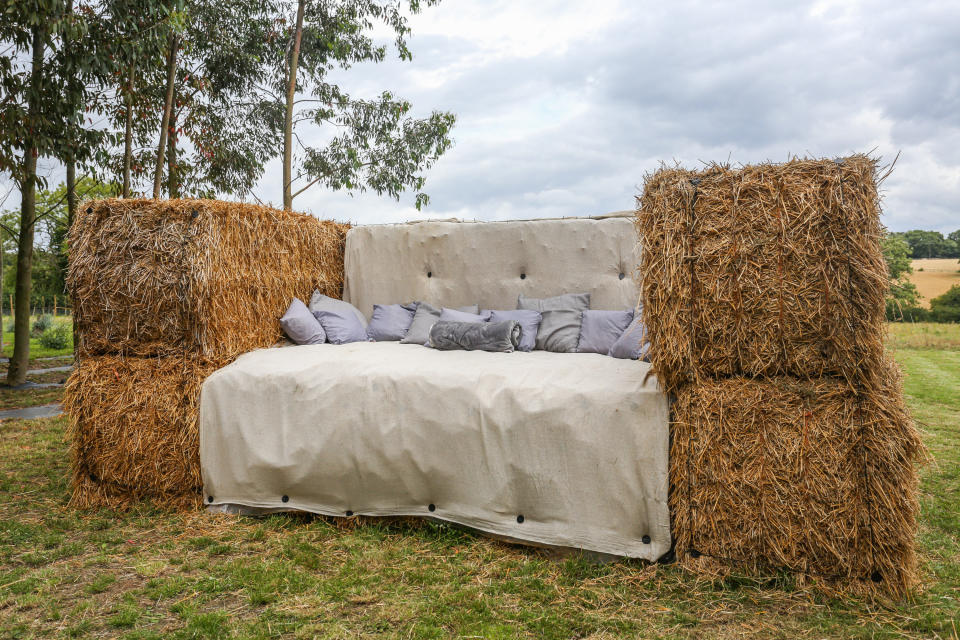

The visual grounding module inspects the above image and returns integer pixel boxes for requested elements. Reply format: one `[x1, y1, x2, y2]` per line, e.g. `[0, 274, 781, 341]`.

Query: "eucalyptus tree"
[272, 0, 455, 210]
[92, 0, 181, 197]
[106, 0, 282, 198]
[0, 0, 116, 384]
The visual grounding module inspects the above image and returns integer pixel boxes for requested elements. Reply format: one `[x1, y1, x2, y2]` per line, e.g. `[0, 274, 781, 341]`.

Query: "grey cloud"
[285, 0, 960, 233]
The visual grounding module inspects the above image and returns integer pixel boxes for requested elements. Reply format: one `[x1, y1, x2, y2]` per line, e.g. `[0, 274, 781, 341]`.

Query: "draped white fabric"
[200, 342, 671, 559]
[342, 215, 640, 320]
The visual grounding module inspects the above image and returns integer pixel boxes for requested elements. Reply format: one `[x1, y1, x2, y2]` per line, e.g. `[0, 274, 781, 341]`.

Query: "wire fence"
[0, 295, 73, 318]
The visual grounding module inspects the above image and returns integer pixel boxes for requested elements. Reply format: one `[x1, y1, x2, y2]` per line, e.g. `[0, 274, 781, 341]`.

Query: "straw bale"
[68, 198, 349, 359]
[637, 155, 888, 393]
[669, 360, 924, 595]
[64, 354, 219, 509]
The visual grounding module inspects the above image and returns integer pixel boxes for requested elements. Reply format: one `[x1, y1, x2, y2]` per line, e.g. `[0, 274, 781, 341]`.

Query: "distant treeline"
[890, 229, 960, 259]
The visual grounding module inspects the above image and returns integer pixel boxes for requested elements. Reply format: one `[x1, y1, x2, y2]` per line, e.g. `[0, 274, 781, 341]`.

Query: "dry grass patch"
[909, 259, 960, 306]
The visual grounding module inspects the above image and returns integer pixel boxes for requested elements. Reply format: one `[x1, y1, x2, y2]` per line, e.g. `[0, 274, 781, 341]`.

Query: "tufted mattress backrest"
[342, 213, 640, 319]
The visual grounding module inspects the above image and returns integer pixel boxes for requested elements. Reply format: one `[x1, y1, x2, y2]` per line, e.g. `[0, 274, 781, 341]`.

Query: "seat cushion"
[199, 342, 670, 558]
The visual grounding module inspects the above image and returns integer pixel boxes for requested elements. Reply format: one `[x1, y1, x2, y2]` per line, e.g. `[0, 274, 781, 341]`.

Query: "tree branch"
[290, 174, 322, 200]
[29, 173, 94, 227]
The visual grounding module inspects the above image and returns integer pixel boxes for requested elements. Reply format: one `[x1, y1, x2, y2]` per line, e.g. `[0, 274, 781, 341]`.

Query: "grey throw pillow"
[366, 303, 417, 341]
[400, 302, 480, 345]
[608, 313, 651, 360]
[439, 307, 486, 323]
[309, 291, 367, 328]
[280, 298, 326, 345]
[486, 309, 542, 352]
[517, 292, 590, 352]
[578, 309, 634, 354]
[313, 309, 370, 345]
[455, 304, 480, 315]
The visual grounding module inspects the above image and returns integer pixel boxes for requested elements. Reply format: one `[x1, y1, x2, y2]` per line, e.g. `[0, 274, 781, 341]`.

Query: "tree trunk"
[66, 152, 76, 351]
[152, 33, 178, 199]
[66, 155, 77, 231]
[1, 230, 4, 356]
[7, 25, 44, 386]
[282, 0, 305, 211]
[122, 62, 134, 197]
[168, 91, 178, 198]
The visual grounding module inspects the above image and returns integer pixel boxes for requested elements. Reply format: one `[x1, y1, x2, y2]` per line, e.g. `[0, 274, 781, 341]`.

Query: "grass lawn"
[888, 322, 960, 351]
[1, 316, 75, 360]
[0, 325, 957, 638]
[0, 316, 74, 409]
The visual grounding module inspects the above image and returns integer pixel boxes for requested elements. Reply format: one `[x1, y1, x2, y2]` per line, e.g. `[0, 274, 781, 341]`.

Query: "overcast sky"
[255, 0, 960, 232]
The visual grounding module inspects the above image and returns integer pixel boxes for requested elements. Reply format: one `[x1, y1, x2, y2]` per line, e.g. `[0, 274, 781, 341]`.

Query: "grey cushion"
[487, 309, 542, 352]
[309, 291, 367, 328]
[367, 303, 417, 341]
[400, 302, 480, 345]
[313, 309, 370, 345]
[608, 312, 651, 360]
[578, 309, 634, 354]
[280, 298, 326, 345]
[427, 320, 521, 353]
[517, 292, 590, 353]
[439, 307, 486, 323]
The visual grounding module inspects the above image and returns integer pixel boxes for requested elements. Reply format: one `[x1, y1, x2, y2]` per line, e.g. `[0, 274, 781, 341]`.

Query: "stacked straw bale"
[637, 155, 887, 393]
[69, 199, 348, 359]
[669, 362, 923, 595]
[64, 355, 218, 509]
[66, 199, 349, 508]
[637, 156, 924, 595]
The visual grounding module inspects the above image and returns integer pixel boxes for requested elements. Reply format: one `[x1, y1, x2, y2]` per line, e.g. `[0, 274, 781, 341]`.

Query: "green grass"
[0, 386, 64, 409]
[1, 315, 74, 359]
[888, 321, 960, 350]
[0, 325, 956, 638]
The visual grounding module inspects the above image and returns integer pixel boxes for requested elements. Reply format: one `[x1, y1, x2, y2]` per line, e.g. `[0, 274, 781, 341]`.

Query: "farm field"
[0, 324, 957, 638]
[908, 259, 960, 307]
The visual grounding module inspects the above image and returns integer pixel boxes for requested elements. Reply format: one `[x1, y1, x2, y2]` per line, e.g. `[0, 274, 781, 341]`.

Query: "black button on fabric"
[428, 503, 436, 512]
[516, 515, 524, 523]
[281, 495, 289, 503]
[207, 496, 213, 503]
[642, 535, 651, 544]
[346, 510, 353, 516]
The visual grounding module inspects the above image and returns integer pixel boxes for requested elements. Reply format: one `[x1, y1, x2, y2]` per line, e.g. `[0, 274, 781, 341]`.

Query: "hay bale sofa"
[200, 213, 670, 560]
[66, 156, 922, 595]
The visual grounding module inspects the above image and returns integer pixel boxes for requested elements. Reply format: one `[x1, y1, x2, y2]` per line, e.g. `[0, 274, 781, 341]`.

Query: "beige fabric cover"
[343, 214, 640, 319]
[200, 342, 671, 559]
